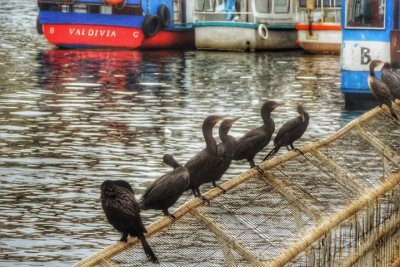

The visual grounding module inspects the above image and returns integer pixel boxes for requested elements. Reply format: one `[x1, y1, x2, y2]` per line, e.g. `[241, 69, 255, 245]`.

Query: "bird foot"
[198, 194, 210, 205]
[254, 165, 265, 174]
[293, 148, 304, 155]
[167, 214, 176, 221]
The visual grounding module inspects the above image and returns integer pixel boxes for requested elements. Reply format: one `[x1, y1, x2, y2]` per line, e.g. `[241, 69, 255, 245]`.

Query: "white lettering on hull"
[65, 27, 140, 39]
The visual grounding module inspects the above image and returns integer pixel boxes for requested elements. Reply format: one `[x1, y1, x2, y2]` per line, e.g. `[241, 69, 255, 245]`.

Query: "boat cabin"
[341, 0, 400, 104]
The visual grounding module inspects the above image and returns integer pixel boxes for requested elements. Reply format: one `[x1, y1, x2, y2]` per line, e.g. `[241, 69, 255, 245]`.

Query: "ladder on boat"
[75, 104, 400, 267]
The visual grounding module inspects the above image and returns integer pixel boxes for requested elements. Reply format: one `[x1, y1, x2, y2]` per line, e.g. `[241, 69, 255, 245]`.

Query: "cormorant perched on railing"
[263, 104, 309, 161]
[139, 154, 190, 220]
[380, 62, 400, 103]
[202, 117, 240, 192]
[368, 60, 399, 121]
[185, 114, 228, 200]
[100, 180, 159, 264]
[234, 100, 283, 170]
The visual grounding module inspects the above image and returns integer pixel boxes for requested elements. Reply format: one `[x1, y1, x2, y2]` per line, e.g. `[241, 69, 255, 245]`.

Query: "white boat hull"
[296, 23, 342, 54]
[195, 24, 298, 51]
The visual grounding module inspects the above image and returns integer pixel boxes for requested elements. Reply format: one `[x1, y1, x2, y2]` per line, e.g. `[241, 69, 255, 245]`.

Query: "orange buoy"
[104, 0, 124, 5]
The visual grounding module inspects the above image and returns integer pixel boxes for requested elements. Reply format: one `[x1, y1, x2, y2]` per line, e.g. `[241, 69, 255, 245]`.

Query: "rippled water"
[0, 1, 365, 266]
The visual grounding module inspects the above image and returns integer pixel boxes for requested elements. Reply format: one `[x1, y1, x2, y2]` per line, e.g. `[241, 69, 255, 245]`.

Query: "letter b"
[361, 47, 371, 65]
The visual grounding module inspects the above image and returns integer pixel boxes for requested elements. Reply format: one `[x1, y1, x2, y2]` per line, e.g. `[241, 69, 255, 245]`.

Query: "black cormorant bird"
[100, 180, 159, 264]
[234, 100, 283, 169]
[368, 60, 399, 120]
[139, 154, 190, 220]
[380, 62, 400, 103]
[263, 104, 309, 161]
[185, 114, 227, 199]
[202, 117, 240, 191]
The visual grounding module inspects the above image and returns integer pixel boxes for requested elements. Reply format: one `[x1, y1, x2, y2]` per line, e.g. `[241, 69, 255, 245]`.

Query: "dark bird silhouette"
[368, 60, 399, 120]
[139, 154, 190, 220]
[202, 117, 240, 191]
[234, 100, 283, 169]
[185, 114, 227, 200]
[263, 104, 309, 161]
[380, 62, 400, 103]
[101, 180, 159, 264]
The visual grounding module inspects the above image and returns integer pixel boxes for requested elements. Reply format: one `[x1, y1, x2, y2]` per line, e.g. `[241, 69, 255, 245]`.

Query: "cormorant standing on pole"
[139, 154, 190, 220]
[101, 180, 159, 264]
[380, 62, 400, 102]
[185, 115, 227, 200]
[234, 100, 283, 170]
[263, 104, 309, 161]
[368, 60, 399, 120]
[202, 117, 240, 191]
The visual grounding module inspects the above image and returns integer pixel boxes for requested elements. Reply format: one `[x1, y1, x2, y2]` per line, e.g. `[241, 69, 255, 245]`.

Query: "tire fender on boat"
[158, 4, 171, 28]
[142, 14, 161, 38]
[257, 24, 268, 40]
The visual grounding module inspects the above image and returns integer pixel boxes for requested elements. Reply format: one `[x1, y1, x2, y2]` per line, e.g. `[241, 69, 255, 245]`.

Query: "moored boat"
[340, 0, 400, 106]
[193, 0, 298, 51]
[37, 0, 195, 49]
[295, 0, 341, 54]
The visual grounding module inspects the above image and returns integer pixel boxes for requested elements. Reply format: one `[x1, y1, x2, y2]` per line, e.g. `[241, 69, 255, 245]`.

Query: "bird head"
[163, 154, 180, 169]
[369, 60, 384, 73]
[261, 100, 284, 114]
[296, 104, 307, 122]
[203, 114, 228, 129]
[219, 117, 240, 136]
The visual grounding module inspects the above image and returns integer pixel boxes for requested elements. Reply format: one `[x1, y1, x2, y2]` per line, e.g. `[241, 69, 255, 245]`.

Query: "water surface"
[0, 1, 364, 266]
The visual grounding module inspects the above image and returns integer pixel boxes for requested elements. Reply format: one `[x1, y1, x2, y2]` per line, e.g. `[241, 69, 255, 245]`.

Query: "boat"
[295, 0, 342, 54]
[340, 0, 400, 106]
[37, 0, 195, 49]
[192, 0, 298, 51]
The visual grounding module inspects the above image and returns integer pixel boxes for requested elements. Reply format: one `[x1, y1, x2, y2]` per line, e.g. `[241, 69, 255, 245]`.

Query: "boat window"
[195, 0, 205, 11]
[255, 0, 271, 13]
[205, 0, 216, 11]
[299, 0, 341, 8]
[346, 0, 385, 28]
[274, 0, 290, 13]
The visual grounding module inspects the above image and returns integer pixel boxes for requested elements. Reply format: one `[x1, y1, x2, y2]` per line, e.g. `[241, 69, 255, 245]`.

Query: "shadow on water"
[0, 12, 376, 264]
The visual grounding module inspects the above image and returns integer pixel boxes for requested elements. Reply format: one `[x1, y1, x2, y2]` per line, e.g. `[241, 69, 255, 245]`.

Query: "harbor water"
[0, 1, 365, 266]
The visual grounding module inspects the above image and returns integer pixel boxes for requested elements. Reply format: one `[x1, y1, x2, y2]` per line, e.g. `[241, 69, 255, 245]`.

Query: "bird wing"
[234, 128, 265, 157]
[143, 168, 189, 202]
[369, 77, 392, 102]
[382, 70, 400, 92]
[274, 117, 302, 144]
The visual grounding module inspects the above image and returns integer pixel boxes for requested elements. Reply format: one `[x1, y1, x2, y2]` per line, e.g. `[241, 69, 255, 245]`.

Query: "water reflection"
[0, 42, 365, 266]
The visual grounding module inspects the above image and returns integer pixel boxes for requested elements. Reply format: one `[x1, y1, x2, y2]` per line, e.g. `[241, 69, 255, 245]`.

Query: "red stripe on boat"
[295, 23, 342, 31]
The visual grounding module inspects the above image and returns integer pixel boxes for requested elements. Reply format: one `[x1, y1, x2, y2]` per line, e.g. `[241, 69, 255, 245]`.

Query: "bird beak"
[229, 117, 240, 126]
[214, 114, 228, 123]
[274, 102, 285, 108]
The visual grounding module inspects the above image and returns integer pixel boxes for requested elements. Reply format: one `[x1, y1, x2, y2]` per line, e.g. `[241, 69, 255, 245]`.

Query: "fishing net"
[75, 104, 400, 267]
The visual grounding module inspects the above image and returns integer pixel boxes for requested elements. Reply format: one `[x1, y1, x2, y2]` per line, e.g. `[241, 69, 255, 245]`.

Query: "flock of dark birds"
[99, 59, 400, 264]
[100, 100, 310, 263]
[368, 59, 400, 120]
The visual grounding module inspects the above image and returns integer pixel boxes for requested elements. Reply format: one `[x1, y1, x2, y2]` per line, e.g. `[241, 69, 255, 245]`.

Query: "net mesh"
[75, 105, 400, 267]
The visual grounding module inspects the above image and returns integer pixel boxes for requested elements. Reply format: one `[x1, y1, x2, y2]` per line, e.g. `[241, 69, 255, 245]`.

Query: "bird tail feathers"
[139, 234, 159, 264]
[263, 145, 279, 161]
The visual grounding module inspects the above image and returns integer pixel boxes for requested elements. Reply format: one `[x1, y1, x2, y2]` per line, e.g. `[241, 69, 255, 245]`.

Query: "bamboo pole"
[268, 172, 400, 267]
[338, 211, 400, 266]
[190, 209, 265, 267]
[74, 107, 388, 267]
[259, 171, 323, 222]
[308, 149, 365, 194]
[354, 125, 400, 168]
